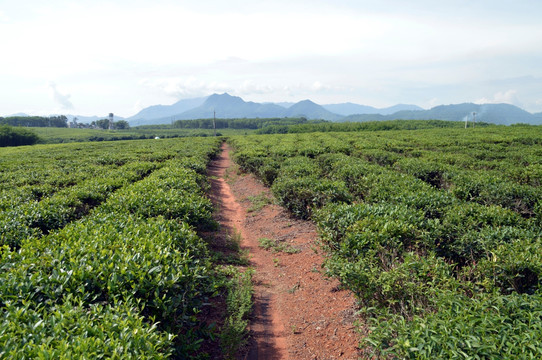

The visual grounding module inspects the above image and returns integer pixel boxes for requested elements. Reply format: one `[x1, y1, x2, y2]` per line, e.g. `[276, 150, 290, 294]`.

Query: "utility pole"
[472, 112, 476, 128]
[213, 110, 216, 137]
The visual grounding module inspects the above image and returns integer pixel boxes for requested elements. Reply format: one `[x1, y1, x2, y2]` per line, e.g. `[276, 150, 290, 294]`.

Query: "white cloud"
[2, 1, 542, 116]
[476, 90, 521, 106]
[0, 10, 8, 22]
[140, 76, 342, 103]
[141, 77, 232, 99]
[49, 82, 74, 110]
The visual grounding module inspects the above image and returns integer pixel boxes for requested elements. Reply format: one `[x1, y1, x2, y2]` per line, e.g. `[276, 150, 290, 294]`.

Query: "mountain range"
[342, 103, 541, 125]
[126, 93, 542, 126]
[127, 93, 346, 125]
[9, 93, 541, 126]
[126, 93, 424, 125]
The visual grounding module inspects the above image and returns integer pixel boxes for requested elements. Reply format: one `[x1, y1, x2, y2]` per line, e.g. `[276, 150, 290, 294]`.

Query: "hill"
[124, 93, 542, 126]
[127, 97, 207, 126]
[177, 93, 287, 120]
[323, 103, 423, 116]
[342, 103, 542, 125]
[283, 99, 343, 121]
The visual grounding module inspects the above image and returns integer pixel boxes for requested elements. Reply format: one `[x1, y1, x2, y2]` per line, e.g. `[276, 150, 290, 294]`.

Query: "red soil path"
[207, 143, 362, 360]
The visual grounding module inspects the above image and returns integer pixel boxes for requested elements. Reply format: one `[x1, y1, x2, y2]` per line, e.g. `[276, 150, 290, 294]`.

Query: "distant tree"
[114, 120, 130, 129]
[96, 119, 110, 129]
[0, 115, 67, 127]
[0, 125, 40, 146]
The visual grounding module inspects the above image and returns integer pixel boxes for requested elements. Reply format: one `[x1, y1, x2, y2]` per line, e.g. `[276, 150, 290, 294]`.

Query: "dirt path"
[207, 143, 361, 360]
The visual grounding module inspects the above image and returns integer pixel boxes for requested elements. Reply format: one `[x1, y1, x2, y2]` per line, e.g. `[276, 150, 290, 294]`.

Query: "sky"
[1, 0, 542, 118]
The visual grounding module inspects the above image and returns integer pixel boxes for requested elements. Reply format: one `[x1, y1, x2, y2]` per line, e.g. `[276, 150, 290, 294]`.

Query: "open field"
[230, 125, 542, 358]
[32, 127, 251, 144]
[2, 123, 542, 358]
[0, 137, 253, 359]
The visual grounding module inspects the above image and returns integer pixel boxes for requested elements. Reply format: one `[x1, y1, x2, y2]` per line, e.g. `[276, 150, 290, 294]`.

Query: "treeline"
[0, 125, 40, 147]
[0, 116, 68, 128]
[257, 119, 494, 134]
[172, 117, 324, 129]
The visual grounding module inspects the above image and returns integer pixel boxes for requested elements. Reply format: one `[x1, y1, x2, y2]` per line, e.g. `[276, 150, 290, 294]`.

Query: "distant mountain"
[342, 103, 542, 125]
[323, 103, 423, 116]
[284, 100, 343, 121]
[127, 97, 207, 126]
[6, 112, 30, 117]
[177, 93, 287, 120]
[272, 102, 296, 108]
[379, 104, 425, 115]
[323, 103, 379, 116]
[124, 93, 541, 126]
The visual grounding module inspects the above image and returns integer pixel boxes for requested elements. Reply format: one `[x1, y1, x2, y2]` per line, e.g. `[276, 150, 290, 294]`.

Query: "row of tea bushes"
[229, 127, 542, 358]
[0, 138, 222, 249]
[0, 137, 229, 358]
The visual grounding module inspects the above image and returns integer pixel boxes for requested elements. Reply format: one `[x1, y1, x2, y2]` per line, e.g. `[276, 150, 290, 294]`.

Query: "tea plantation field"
[230, 125, 542, 358]
[3, 124, 542, 359]
[0, 137, 250, 359]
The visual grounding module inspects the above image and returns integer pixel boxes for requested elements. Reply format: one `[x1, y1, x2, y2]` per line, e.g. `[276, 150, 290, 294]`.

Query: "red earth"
[207, 143, 362, 360]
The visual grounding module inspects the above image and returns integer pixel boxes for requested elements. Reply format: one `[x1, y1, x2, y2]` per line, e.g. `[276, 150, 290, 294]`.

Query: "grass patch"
[246, 192, 274, 212]
[220, 269, 254, 359]
[224, 162, 241, 185]
[258, 237, 301, 254]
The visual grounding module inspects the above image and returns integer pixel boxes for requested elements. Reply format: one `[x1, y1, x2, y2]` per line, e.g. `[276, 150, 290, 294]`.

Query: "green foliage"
[272, 176, 352, 219]
[256, 119, 486, 134]
[246, 192, 273, 212]
[229, 125, 542, 356]
[367, 292, 542, 359]
[173, 117, 311, 130]
[0, 125, 40, 147]
[114, 119, 130, 129]
[0, 136, 232, 357]
[0, 115, 68, 128]
[258, 238, 301, 254]
[0, 297, 174, 359]
[220, 270, 254, 359]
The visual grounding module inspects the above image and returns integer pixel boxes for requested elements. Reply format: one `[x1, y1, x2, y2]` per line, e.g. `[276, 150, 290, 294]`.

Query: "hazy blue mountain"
[323, 103, 423, 116]
[272, 102, 296, 108]
[379, 104, 424, 115]
[122, 93, 541, 126]
[284, 100, 343, 120]
[176, 93, 287, 120]
[127, 96, 207, 126]
[323, 103, 379, 115]
[342, 103, 541, 125]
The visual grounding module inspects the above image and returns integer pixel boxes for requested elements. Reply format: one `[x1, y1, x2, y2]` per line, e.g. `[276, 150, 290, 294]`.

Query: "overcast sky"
[1, 0, 542, 117]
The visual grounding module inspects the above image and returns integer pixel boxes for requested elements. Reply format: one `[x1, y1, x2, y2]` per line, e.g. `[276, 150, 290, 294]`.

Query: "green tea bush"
[451, 173, 542, 217]
[367, 292, 542, 359]
[0, 297, 174, 359]
[472, 236, 542, 295]
[271, 176, 352, 219]
[395, 157, 454, 189]
[0, 137, 227, 357]
[227, 127, 542, 356]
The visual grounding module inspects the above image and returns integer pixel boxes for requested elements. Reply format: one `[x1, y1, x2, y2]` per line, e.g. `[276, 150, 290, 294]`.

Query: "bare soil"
[207, 143, 362, 360]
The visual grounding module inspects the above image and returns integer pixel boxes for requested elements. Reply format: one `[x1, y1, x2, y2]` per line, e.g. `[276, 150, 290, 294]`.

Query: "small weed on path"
[258, 237, 301, 254]
[246, 192, 274, 213]
[220, 269, 254, 359]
